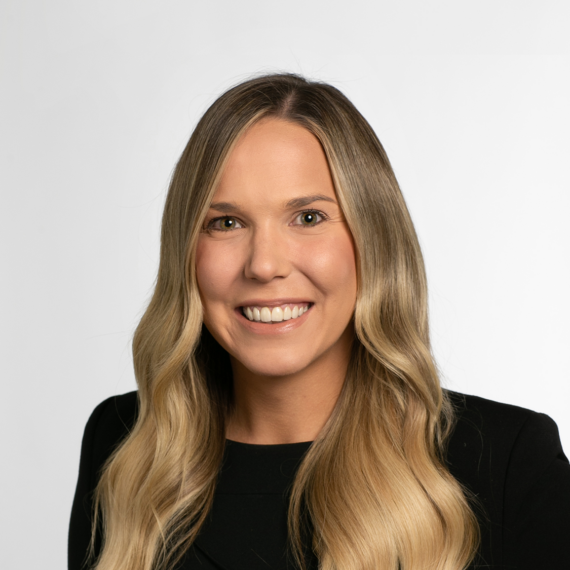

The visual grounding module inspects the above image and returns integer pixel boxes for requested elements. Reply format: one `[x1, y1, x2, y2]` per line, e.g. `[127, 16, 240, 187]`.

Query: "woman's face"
[196, 118, 357, 378]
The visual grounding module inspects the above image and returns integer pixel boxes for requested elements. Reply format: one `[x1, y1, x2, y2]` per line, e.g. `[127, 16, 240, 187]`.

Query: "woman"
[69, 73, 570, 570]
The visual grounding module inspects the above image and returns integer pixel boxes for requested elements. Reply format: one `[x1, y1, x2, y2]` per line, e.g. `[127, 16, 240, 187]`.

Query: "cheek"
[195, 239, 241, 307]
[298, 229, 357, 305]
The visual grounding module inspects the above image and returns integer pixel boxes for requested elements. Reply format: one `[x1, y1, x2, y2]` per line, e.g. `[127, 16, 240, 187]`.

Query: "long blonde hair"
[92, 73, 479, 570]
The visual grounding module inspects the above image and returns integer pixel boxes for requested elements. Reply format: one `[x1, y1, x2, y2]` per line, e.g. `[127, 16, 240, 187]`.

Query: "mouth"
[237, 302, 313, 325]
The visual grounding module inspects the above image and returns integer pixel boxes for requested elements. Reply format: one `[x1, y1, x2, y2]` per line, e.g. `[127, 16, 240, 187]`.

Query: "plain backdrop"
[1, 1, 569, 568]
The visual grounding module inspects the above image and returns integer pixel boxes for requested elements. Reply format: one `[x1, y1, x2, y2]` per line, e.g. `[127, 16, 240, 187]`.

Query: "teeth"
[242, 303, 310, 323]
[260, 307, 271, 322]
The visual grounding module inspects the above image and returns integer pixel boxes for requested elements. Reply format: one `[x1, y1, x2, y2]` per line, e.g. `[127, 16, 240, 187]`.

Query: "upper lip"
[237, 298, 313, 308]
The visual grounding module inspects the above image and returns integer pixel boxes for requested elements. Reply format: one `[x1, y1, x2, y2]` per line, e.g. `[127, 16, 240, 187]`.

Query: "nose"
[243, 225, 291, 282]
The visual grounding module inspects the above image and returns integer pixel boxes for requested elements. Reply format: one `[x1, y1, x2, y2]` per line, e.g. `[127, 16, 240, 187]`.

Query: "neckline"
[225, 438, 313, 448]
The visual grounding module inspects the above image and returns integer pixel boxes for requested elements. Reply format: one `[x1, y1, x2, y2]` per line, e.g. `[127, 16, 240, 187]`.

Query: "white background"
[1, 1, 569, 568]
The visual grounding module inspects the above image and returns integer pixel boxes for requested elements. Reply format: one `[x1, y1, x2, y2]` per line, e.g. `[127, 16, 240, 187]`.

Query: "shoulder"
[447, 390, 540, 449]
[445, 389, 565, 464]
[88, 390, 139, 433]
[82, 390, 139, 477]
[69, 391, 140, 568]
[444, 390, 570, 567]
[84, 390, 139, 437]
[445, 389, 566, 483]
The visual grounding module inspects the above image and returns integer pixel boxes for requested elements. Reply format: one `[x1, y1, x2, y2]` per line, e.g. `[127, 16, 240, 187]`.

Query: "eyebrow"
[285, 194, 337, 208]
[209, 194, 337, 213]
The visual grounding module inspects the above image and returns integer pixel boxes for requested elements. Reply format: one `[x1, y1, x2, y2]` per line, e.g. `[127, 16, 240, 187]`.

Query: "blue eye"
[208, 217, 243, 231]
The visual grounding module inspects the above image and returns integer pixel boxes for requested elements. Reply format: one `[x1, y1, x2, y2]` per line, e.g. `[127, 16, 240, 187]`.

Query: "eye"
[207, 216, 243, 232]
[293, 210, 327, 227]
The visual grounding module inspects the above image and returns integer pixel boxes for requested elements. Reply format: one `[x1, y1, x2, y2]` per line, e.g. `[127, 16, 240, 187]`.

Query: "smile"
[241, 303, 312, 323]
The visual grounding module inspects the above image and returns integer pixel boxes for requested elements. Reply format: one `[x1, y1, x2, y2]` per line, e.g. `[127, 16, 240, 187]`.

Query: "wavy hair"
[92, 73, 479, 570]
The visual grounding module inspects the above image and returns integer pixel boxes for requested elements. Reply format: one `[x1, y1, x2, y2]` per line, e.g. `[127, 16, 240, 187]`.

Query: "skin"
[195, 118, 358, 444]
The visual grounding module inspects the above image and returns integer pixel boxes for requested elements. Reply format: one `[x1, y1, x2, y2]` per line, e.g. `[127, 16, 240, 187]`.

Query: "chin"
[234, 350, 312, 378]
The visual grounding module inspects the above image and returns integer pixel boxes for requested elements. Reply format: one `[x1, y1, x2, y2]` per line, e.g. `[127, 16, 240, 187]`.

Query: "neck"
[226, 335, 352, 445]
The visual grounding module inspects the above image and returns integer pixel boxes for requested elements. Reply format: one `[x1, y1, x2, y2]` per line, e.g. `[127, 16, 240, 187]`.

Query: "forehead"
[212, 118, 336, 205]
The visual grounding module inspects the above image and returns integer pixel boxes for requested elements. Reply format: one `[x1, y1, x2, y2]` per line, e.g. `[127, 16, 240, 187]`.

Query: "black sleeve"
[68, 397, 114, 570]
[503, 412, 570, 568]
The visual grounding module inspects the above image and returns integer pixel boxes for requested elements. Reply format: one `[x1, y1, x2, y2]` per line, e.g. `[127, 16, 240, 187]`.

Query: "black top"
[69, 391, 570, 570]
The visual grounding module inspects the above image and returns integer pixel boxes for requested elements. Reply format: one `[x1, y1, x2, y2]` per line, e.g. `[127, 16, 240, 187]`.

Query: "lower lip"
[234, 305, 312, 335]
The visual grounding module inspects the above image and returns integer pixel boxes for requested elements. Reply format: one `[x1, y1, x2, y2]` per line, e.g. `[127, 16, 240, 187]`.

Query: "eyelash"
[205, 209, 329, 232]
